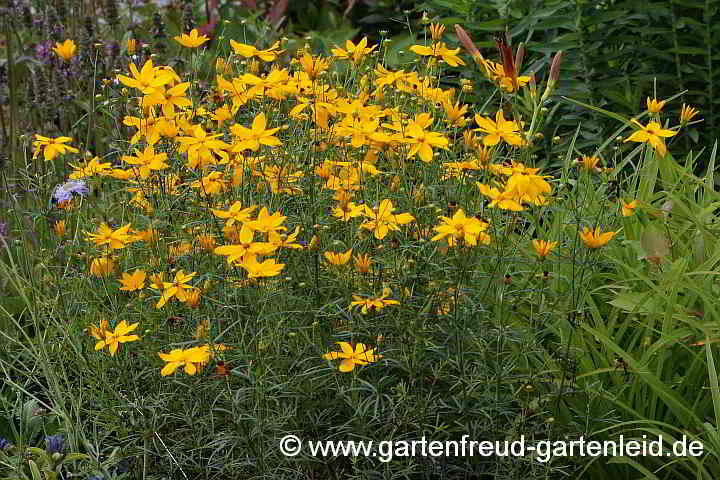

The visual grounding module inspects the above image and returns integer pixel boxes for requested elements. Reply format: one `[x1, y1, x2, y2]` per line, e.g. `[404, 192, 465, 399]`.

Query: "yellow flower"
[94, 320, 140, 356]
[211, 202, 257, 227]
[576, 155, 601, 172]
[87, 318, 109, 340]
[127, 38, 136, 54]
[403, 122, 450, 163]
[353, 253, 372, 274]
[174, 28, 210, 48]
[68, 156, 113, 179]
[679, 104, 700, 125]
[117, 59, 174, 94]
[230, 113, 283, 152]
[324, 248, 353, 266]
[85, 223, 135, 250]
[90, 257, 115, 277]
[296, 52, 329, 80]
[195, 233, 216, 252]
[52, 39, 77, 61]
[323, 342, 383, 372]
[184, 289, 202, 308]
[621, 200, 638, 217]
[360, 199, 415, 240]
[623, 120, 677, 158]
[32, 135, 79, 161]
[158, 347, 210, 376]
[350, 287, 400, 314]
[532, 239, 557, 258]
[331, 37, 377, 63]
[52, 220, 66, 237]
[229, 40, 283, 62]
[431, 209, 489, 247]
[646, 97, 666, 114]
[409, 42, 465, 67]
[239, 256, 285, 278]
[474, 111, 526, 147]
[429, 23, 446, 41]
[579, 226, 618, 248]
[156, 270, 197, 308]
[118, 269, 146, 292]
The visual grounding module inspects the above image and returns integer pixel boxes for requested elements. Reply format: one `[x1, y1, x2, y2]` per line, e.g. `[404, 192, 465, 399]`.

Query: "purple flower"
[45, 434, 65, 454]
[52, 180, 89, 203]
[0, 437, 11, 450]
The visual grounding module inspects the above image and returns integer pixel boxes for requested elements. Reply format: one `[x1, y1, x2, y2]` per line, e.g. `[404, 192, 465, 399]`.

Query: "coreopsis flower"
[679, 104, 700, 125]
[331, 37, 377, 63]
[174, 28, 210, 48]
[623, 120, 677, 158]
[579, 226, 618, 248]
[94, 320, 140, 356]
[184, 289, 202, 308]
[85, 223, 135, 250]
[190, 171, 229, 195]
[350, 287, 400, 314]
[68, 156, 113, 179]
[52, 220, 65, 236]
[360, 199, 415, 240]
[118, 269, 146, 292]
[403, 122, 450, 163]
[474, 111, 526, 147]
[621, 200, 638, 217]
[443, 100, 468, 128]
[476, 183, 524, 211]
[532, 239, 557, 258]
[647, 97, 666, 114]
[156, 270, 197, 308]
[158, 346, 210, 376]
[213, 225, 277, 264]
[230, 113, 283, 152]
[239, 256, 285, 278]
[117, 59, 174, 93]
[431, 209, 490, 246]
[211, 202, 257, 228]
[409, 42, 466, 67]
[177, 125, 230, 168]
[90, 257, 115, 277]
[324, 248, 353, 266]
[296, 52, 329, 80]
[332, 201, 365, 221]
[52, 39, 76, 61]
[121, 145, 169, 178]
[323, 342, 383, 372]
[576, 155, 602, 172]
[229, 40, 283, 61]
[142, 82, 193, 117]
[244, 207, 287, 234]
[33, 135, 79, 161]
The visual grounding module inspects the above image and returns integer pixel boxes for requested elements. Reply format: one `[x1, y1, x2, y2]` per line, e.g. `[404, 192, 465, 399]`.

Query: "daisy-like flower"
[623, 119, 677, 158]
[354, 253, 372, 273]
[156, 270, 197, 308]
[117, 59, 174, 94]
[174, 28, 210, 48]
[360, 199, 415, 240]
[239, 256, 285, 278]
[350, 287, 400, 314]
[230, 113, 283, 152]
[532, 239, 558, 258]
[85, 223, 135, 250]
[230, 40, 283, 61]
[331, 37, 377, 64]
[52, 39, 76, 61]
[409, 42, 466, 67]
[324, 248, 353, 266]
[118, 269, 146, 292]
[474, 111, 526, 147]
[33, 135, 80, 161]
[431, 209, 489, 246]
[52, 180, 89, 203]
[576, 155, 602, 172]
[158, 346, 210, 376]
[322, 342, 383, 372]
[94, 320, 140, 356]
[579, 226, 618, 248]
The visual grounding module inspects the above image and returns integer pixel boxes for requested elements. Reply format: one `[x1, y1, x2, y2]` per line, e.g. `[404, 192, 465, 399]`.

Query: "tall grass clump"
[0, 4, 718, 479]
